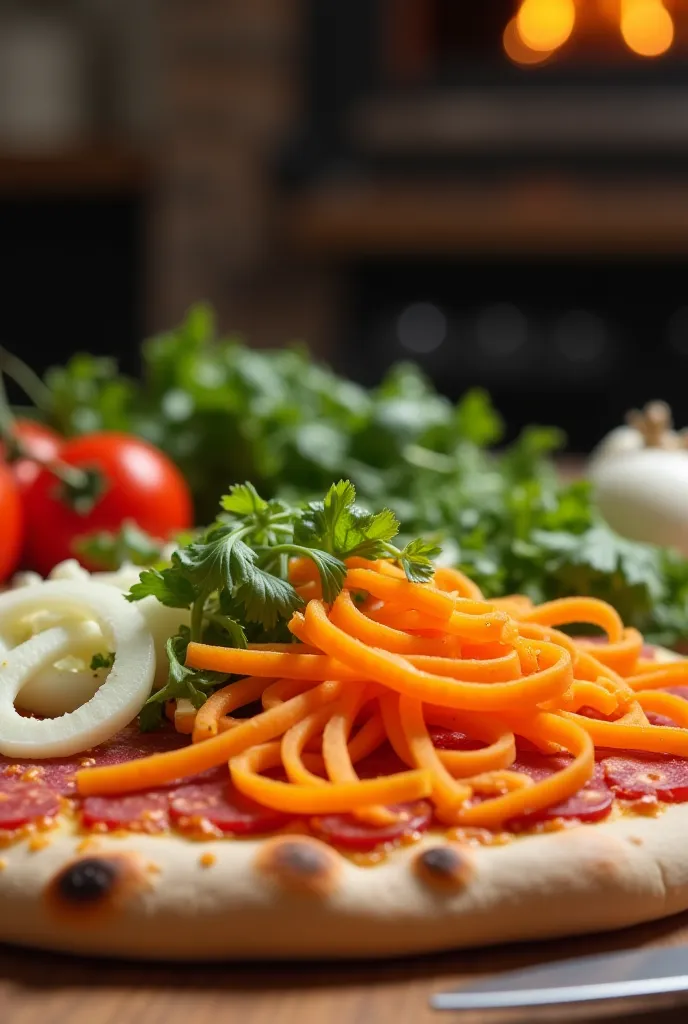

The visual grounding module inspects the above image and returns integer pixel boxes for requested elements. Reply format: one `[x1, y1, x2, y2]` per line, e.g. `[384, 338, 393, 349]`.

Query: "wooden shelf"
[284, 178, 688, 256]
[0, 145, 152, 195]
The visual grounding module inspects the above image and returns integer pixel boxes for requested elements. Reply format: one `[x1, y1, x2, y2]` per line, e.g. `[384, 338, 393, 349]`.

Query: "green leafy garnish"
[139, 632, 229, 731]
[74, 520, 166, 572]
[89, 651, 115, 671]
[129, 480, 431, 724]
[40, 303, 688, 646]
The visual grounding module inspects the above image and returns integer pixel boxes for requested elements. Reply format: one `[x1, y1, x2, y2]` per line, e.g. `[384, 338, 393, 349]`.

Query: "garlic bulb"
[590, 402, 688, 554]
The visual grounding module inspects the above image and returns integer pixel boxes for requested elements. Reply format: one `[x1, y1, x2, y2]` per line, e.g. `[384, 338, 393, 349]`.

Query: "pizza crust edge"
[0, 647, 685, 961]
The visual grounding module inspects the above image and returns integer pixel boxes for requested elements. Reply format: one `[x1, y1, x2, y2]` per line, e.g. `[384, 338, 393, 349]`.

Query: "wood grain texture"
[3, 913, 688, 1024]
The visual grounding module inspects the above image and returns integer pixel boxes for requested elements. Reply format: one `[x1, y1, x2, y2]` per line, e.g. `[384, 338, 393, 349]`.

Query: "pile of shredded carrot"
[76, 558, 688, 829]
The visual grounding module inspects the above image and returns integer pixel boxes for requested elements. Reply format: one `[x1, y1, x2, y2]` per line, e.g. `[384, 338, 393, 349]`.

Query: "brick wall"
[150, 0, 334, 353]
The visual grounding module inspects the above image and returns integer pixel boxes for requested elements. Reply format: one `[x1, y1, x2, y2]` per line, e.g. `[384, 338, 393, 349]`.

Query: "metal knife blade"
[432, 945, 688, 1012]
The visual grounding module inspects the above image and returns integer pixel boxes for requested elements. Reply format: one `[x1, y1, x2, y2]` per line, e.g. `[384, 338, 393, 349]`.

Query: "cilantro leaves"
[138, 632, 229, 731]
[294, 479, 439, 580]
[128, 479, 434, 727]
[46, 304, 688, 648]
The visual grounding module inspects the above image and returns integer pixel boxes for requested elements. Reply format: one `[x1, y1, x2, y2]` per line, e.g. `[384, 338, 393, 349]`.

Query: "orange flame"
[620, 0, 674, 57]
[516, 0, 577, 52]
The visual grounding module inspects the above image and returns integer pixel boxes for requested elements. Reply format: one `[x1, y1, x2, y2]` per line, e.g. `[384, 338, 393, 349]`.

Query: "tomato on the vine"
[0, 420, 62, 494]
[24, 432, 193, 575]
[0, 462, 24, 581]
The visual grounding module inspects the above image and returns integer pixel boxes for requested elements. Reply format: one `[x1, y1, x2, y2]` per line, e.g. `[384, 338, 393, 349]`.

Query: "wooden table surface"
[3, 913, 688, 1024]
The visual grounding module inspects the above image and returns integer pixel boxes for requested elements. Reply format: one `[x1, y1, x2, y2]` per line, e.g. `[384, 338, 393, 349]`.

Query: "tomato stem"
[0, 365, 101, 507]
[0, 347, 53, 414]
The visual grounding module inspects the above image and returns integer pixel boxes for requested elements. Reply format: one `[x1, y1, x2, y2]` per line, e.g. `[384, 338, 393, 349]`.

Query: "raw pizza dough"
[0, 648, 687, 961]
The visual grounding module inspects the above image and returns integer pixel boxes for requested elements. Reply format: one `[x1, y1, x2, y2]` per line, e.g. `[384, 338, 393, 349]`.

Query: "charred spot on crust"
[56, 857, 119, 904]
[46, 852, 150, 922]
[256, 836, 340, 897]
[415, 845, 473, 889]
[275, 841, 327, 875]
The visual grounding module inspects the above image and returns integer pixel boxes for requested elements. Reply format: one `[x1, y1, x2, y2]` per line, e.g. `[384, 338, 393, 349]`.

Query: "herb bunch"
[127, 480, 439, 729]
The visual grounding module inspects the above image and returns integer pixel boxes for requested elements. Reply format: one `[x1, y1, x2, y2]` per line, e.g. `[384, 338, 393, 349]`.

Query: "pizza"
[3, 555, 688, 961]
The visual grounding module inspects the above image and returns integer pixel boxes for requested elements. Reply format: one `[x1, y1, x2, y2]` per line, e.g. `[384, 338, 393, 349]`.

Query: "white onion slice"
[0, 580, 155, 758]
[1, 619, 107, 717]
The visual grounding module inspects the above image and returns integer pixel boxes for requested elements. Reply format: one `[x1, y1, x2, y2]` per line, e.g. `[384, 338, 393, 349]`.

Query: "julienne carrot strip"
[230, 741, 433, 813]
[451, 714, 594, 829]
[329, 588, 463, 657]
[288, 557, 321, 585]
[247, 642, 321, 654]
[281, 703, 344, 787]
[541, 680, 620, 717]
[321, 687, 398, 826]
[515, 622, 579, 660]
[187, 645, 362, 681]
[432, 566, 484, 601]
[635, 690, 688, 728]
[520, 597, 624, 644]
[345, 556, 407, 579]
[379, 691, 413, 765]
[344, 568, 515, 641]
[77, 555, 688, 823]
[295, 580, 321, 600]
[625, 664, 688, 690]
[397, 694, 472, 810]
[421, 707, 517, 776]
[192, 676, 272, 743]
[77, 681, 345, 796]
[561, 710, 688, 755]
[347, 710, 387, 763]
[300, 601, 573, 710]
[573, 629, 644, 676]
[490, 595, 534, 617]
[457, 641, 511, 661]
[261, 677, 318, 709]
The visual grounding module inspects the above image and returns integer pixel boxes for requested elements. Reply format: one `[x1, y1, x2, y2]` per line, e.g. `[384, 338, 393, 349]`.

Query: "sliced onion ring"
[0, 581, 155, 758]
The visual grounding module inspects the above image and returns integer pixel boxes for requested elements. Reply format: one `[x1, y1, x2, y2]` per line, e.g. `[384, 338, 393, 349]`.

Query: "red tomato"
[0, 420, 62, 494]
[24, 432, 193, 575]
[0, 462, 24, 581]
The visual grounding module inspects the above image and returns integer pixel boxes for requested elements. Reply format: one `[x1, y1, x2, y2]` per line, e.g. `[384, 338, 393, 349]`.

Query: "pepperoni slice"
[0, 723, 190, 795]
[427, 726, 484, 751]
[169, 780, 293, 835]
[81, 791, 171, 832]
[354, 743, 408, 779]
[644, 711, 679, 728]
[0, 781, 60, 830]
[665, 686, 688, 702]
[505, 752, 613, 828]
[311, 800, 433, 852]
[603, 754, 688, 802]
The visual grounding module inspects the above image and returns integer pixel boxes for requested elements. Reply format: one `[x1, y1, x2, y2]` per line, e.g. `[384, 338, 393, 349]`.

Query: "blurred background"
[3, 0, 688, 452]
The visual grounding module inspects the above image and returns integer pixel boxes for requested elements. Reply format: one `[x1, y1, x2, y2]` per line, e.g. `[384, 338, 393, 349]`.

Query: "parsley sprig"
[127, 480, 438, 728]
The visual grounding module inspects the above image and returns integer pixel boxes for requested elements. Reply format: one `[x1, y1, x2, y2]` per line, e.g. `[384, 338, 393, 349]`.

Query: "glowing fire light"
[503, 16, 553, 64]
[620, 0, 675, 57]
[516, 0, 577, 52]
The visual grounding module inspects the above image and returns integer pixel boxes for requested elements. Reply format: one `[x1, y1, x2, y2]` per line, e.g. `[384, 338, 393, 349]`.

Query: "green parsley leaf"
[174, 525, 256, 596]
[89, 651, 115, 670]
[140, 633, 229, 732]
[397, 538, 441, 583]
[235, 567, 303, 629]
[127, 568, 196, 609]
[455, 388, 504, 446]
[221, 481, 269, 517]
[296, 480, 400, 560]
